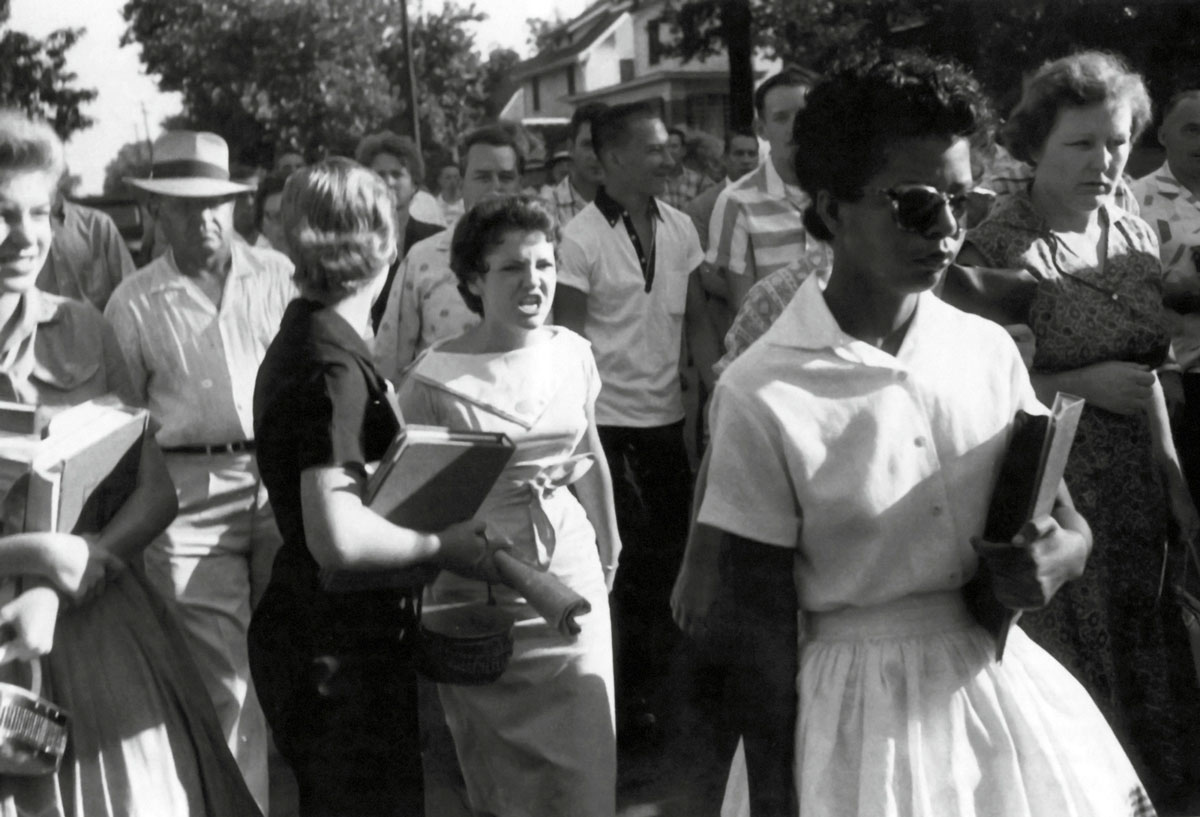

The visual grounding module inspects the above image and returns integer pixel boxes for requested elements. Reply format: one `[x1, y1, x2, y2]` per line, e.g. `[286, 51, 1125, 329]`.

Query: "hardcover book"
[319, 424, 515, 593]
[964, 392, 1085, 660]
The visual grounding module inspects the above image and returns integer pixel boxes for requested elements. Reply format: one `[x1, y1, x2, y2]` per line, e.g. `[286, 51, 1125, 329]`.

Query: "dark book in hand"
[963, 392, 1084, 660]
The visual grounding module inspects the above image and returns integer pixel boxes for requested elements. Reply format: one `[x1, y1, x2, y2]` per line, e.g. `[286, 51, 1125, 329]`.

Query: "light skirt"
[721, 592, 1155, 817]
[0, 569, 261, 817]
[433, 496, 616, 817]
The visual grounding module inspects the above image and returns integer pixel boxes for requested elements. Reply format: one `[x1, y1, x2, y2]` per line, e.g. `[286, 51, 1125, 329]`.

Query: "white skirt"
[721, 592, 1155, 817]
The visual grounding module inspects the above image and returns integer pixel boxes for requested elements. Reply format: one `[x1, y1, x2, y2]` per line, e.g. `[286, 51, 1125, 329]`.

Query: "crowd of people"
[0, 38, 1199, 817]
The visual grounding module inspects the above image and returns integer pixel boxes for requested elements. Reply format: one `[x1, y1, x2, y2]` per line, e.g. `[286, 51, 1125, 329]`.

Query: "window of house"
[647, 19, 663, 65]
[566, 65, 575, 96]
[532, 76, 541, 111]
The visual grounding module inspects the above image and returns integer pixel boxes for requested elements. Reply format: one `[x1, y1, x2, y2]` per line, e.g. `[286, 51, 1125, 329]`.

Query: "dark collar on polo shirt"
[594, 187, 661, 293]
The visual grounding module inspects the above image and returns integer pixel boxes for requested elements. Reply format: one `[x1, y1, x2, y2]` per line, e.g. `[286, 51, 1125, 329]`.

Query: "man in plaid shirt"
[546, 102, 609, 231]
[662, 126, 716, 209]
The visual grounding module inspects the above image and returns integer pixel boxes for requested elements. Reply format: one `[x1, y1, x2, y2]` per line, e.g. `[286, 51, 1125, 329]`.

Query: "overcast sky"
[9, 0, 587, 194]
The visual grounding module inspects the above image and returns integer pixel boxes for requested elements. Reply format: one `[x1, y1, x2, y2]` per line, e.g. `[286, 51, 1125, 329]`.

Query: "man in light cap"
[105, 130, 296, 813]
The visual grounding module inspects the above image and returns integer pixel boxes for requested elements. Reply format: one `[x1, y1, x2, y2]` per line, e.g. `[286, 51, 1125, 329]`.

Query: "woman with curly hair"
[705, 53, 1152, 817]
[396, 194, 620, 817]
[959, 51, 1200, 811]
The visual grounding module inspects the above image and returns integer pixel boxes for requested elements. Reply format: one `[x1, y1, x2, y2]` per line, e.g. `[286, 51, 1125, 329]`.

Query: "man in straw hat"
[104, 130, 296, 814]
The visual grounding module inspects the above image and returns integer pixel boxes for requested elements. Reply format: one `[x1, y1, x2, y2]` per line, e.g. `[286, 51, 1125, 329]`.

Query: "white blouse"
[698, 275, 1046, 612]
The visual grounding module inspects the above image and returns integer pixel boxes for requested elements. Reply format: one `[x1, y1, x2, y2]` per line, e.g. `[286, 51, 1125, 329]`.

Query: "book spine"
[23, 467, 61, 533]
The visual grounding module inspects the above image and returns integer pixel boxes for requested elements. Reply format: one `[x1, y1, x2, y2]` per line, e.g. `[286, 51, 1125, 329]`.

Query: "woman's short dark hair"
[449, 194, 554, 316]
[254, 169, 289, 230]
[280, 157, 398, 303]
[1002, 51, 1152, 165]
[354, 130, 426, 186]
[791, 51, 993, 241]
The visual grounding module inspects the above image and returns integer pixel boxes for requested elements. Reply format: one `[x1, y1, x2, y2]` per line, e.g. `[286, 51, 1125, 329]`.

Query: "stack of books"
[0, 398, 148, 535]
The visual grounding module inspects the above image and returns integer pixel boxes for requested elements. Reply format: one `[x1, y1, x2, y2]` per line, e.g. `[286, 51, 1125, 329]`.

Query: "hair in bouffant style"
[449, 194, 554, 316]
[1002, 51, 1152, 166]
[790, 51, 992, 242]
[0, 109, 65, 183]
[280, 157, 398, 302]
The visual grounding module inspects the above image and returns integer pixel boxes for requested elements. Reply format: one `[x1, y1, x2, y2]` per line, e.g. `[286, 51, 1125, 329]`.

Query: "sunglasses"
[877, 185, 995, 236]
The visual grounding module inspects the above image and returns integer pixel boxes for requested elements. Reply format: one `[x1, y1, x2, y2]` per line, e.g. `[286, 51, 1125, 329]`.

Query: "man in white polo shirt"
[555, 101, 719, 740]
[708, 66, 830, 309]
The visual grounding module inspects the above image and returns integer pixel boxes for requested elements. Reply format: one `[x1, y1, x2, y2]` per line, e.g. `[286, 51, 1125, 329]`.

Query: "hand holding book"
[962, 392, 1086, 659]
[972, 513, 1089, 611]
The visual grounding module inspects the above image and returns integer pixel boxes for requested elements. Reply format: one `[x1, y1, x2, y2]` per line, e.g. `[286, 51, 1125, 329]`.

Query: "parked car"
[70, 195, 145, 257]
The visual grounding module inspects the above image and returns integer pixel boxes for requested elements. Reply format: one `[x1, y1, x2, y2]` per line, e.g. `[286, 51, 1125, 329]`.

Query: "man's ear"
[815, 190, 840, 237]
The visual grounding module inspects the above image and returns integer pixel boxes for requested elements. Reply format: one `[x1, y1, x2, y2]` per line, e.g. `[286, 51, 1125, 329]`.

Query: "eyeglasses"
[877, 185, 995, 236]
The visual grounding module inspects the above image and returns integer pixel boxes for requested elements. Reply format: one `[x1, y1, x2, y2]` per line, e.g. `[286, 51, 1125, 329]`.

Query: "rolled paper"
[492, 549, 591, 637]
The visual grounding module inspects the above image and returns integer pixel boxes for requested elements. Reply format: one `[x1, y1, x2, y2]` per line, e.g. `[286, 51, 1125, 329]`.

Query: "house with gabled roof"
[501, 0, 778, 137]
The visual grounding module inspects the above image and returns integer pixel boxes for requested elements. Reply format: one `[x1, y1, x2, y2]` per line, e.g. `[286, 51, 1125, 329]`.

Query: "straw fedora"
[126, 131, 253, 198]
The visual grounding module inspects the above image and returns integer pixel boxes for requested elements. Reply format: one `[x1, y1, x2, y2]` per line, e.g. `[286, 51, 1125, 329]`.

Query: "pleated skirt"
[722, 591, 1155, 817]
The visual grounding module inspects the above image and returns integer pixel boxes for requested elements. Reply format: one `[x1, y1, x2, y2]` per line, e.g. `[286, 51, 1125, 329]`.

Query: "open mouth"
[516, 294, 544, 315]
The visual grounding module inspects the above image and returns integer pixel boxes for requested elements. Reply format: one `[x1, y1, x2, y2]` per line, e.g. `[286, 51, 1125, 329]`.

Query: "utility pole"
[724, 0, 754, 131]
[141, 102, 154, 160]
[398, 0, 422, 153]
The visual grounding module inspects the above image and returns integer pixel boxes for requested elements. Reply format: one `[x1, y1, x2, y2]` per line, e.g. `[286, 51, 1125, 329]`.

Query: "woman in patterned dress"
[961, 51, 1200, 813]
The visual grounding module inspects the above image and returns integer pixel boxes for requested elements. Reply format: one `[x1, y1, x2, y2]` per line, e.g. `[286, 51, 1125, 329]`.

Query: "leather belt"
[162, 441, 255, 455]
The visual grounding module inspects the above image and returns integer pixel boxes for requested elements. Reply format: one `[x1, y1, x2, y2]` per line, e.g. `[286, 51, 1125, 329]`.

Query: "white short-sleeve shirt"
[698, 275, 1046, 612]
[558, 191, 703, 427]
[104, 242, 297, 447]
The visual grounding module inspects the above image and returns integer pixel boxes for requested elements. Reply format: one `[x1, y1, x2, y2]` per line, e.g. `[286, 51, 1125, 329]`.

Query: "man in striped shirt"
[707, 66, 830, 309]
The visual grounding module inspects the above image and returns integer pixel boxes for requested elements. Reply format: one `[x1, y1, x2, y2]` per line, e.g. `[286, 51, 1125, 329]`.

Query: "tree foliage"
[122, 0, 519, 167]
[102, 139, 153, 197]
[526, 15, 566, 55]
[669, 0, 1200, 123]
[0, 0, 97, 140]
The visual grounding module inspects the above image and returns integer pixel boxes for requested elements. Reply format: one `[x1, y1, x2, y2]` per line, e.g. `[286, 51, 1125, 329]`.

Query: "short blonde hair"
[0, 109, 65, 181]
[280, 157, 397, 302]
[1003, 51, 1152, 165]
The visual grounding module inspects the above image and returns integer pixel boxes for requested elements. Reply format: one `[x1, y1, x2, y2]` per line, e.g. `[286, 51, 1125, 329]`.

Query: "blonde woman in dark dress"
[250, 157, 497, 816]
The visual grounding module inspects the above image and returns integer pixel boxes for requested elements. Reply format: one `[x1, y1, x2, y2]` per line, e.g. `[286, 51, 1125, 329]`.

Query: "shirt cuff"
[697, 496, 799, 549]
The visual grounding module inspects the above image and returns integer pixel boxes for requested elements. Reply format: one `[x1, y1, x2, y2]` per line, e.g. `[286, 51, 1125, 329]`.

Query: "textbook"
[24, 400, 148, 534]
[0, 399, 148, 535]
[319, 424, 515, 593]
[964, 392, 1085, 660]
